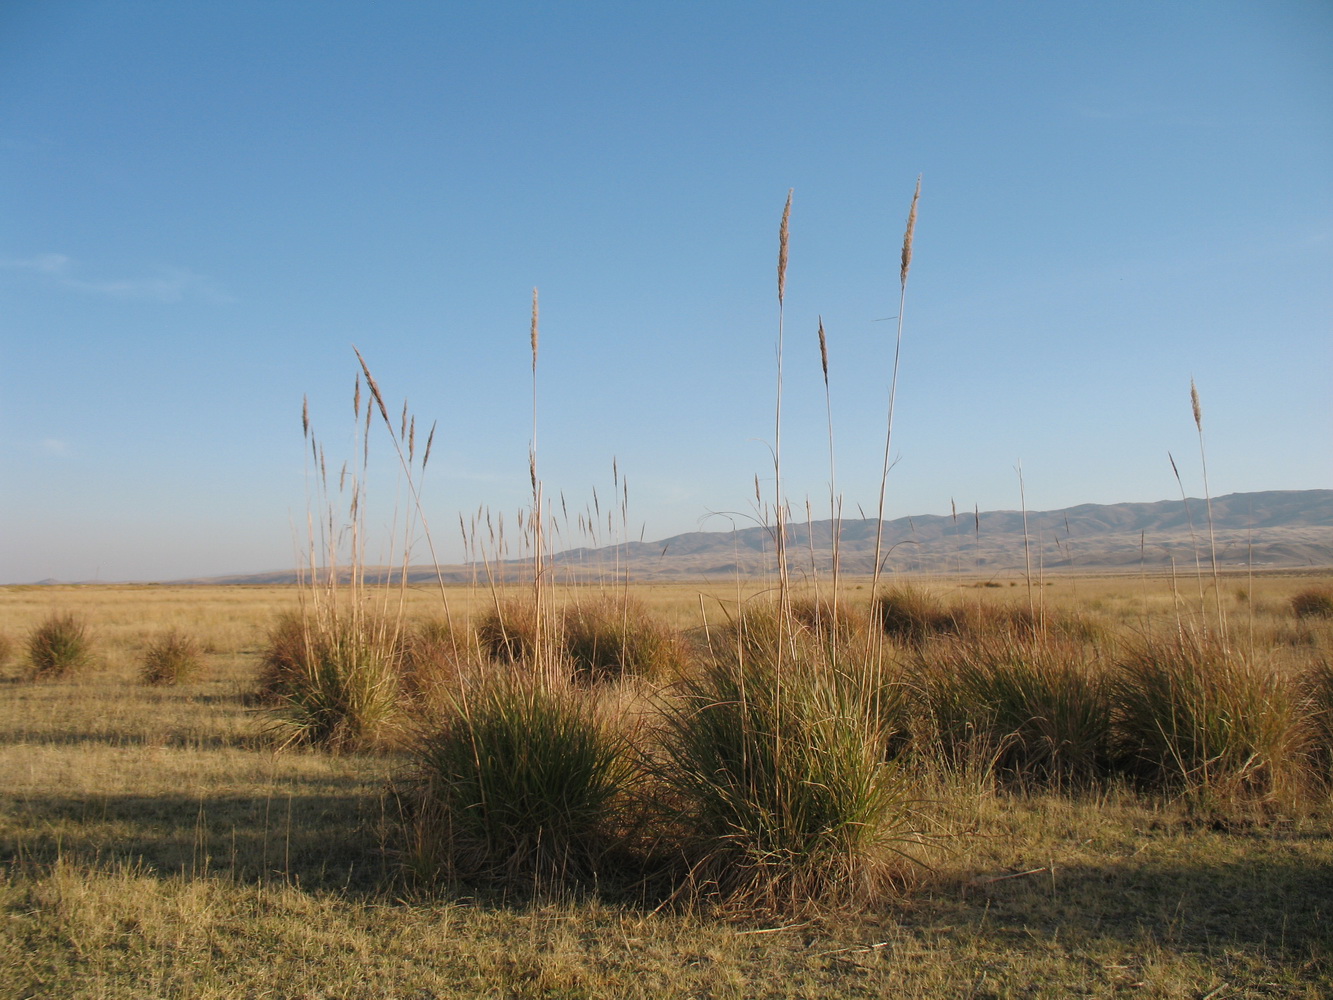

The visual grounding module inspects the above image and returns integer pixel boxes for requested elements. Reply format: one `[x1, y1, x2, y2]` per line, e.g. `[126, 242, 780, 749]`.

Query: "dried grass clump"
[1112, 630, 1310, 802]
[1301, 659, 1333, 783]
[561, 596, 683, 682]
[1291, 587, 1333, 620]
[789, 597, 867, 642]
[915, 631, 1113, 787]
[400, 669, 638, 890]
[658, 639, 917, 910]
[0, 631, 14, 671]
[874, 586, 958, 645]
[474, 600, 546, 665]
[141, 629, 204, 685]
[400, 618, 471, 700]
[26, 613, 94, 680]
[259, 608, 403, 752]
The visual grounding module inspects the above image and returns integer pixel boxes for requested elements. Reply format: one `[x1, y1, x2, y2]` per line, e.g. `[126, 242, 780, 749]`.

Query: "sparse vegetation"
[1, 577, 1331, 998]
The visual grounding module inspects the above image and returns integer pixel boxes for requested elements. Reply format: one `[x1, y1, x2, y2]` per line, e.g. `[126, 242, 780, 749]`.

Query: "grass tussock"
[474, 599, 545, 665]
[1291, 586, 1333, 620]
[259, 608, 403, 752]
[1112, 629, 1311, 804]
[915, 630, 1113, 787]
[561, 596, 684, 682]
[1301, 659, 1333, 782]
[659, 623, 918, 910]
[399, 668, 638, 890]
[140, 628, 205, 685]
[789, 596, 867, 642]
[25, 612, 94, 680]
[399, 617, 471, 701]
[874, 586, 959, 645]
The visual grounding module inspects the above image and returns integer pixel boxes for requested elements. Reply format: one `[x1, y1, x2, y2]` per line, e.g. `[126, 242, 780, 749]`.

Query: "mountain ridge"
[155, 488, 1331, 586]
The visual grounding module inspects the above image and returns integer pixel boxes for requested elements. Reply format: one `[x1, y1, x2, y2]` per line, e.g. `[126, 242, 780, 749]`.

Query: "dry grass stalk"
[872, 177, 922, 600]
[773, 190, 793, 627]
[1190, 379, 1226, 640]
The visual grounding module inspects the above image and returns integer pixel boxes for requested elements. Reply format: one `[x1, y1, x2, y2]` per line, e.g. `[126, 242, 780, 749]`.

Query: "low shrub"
[26, 613, 94, 679]
[1291, 587, 1333, 620]
[259, 608, 403, 752]
[400, 670, 637, 888]
[141, 629, 204, 685]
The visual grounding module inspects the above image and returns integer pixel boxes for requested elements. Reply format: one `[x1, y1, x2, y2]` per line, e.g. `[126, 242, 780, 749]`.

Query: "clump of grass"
[400, 669, 637, 889]
[399, 617, 470, 701]
[1112, 630, 1309, 802]
[874, 586, 958, 645]
[1301, 659, 1333, 782]
[658, 634, 917, 909]
[259, 608, 403, 752]
[561, 596, 683, 682]
[789, 596, 866, 642]
[0, 631, 14, 671]
[474, 599, 545, 665]
[140, 629, 204, 685]
[915, 631, 1113, 787]
[1291, 587, 1333, 620]
[26, 613, 94, 679]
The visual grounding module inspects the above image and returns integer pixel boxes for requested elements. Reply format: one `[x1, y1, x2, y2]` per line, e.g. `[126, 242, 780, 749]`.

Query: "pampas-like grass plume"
[900, 175, 920, 288]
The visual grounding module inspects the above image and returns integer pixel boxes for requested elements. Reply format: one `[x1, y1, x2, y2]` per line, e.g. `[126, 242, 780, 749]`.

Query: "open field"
[2, 574, 1331, 998]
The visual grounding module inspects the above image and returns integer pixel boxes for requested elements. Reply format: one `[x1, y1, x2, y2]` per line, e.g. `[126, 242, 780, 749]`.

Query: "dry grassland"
[1, 574, 1330, 998]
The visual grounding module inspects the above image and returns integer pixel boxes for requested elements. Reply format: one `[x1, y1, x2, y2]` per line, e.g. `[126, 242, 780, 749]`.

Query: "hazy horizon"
[3, 3, 1329, 584]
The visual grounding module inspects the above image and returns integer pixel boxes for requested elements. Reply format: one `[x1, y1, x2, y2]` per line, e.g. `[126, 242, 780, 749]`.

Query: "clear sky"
[2, 1, 1329, 583]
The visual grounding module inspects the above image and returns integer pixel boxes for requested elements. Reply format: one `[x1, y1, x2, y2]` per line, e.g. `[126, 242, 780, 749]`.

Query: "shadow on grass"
[0, 729, 272, 751]
[910, 845, 1333, 961]
[1, 781, 392, 895]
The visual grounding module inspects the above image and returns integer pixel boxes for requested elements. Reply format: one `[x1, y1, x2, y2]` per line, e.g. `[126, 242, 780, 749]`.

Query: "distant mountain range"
[175, 489, 1332, 585]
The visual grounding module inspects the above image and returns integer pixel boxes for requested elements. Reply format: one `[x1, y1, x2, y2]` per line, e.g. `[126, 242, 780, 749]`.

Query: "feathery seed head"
[301, 396, 309, 439]
[778, 189, 792, 306]
[1190, 379, 1203, 431]
[817, 316, 829, 383]
[900, 175, 921, 288]
[530, 287, 539, 373]
[422, 421, 436, 471]
[354, 347, 391, 426]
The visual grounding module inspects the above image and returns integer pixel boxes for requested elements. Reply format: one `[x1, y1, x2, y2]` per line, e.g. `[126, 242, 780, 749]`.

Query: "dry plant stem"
[530, 287, 547, 679]
[1018, 460, 1036, 625]
[1191, 379, 1226, 642]
[872, 176, 920, 600]
[1168, 450, 1208, 619]
[818, 316, 841, 641]
[774, 190, 793, 629]
[351, 348, 454, 625]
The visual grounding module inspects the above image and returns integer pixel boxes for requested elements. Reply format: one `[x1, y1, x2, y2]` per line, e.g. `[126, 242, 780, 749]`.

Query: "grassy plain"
[1, 573, 1331, 998]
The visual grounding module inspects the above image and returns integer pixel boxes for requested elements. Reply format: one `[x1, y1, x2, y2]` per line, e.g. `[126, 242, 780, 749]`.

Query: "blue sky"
[2, 1, 1329, 583]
